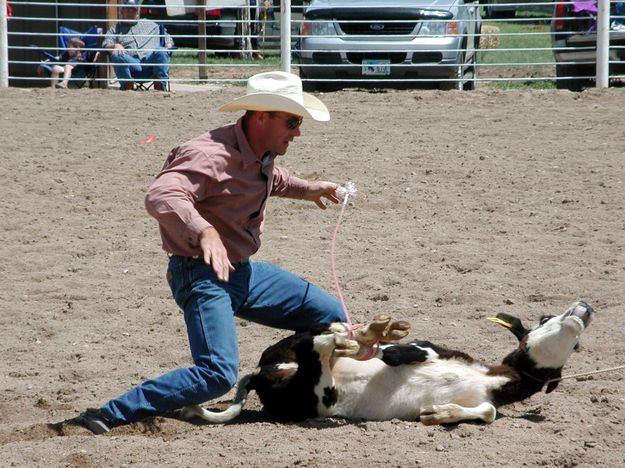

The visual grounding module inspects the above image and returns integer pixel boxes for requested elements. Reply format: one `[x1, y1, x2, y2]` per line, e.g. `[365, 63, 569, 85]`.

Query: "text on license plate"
[362, 59, 391, 76]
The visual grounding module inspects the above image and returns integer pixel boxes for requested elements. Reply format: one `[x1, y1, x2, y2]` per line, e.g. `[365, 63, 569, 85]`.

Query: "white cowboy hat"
[219, 71, 330, 122]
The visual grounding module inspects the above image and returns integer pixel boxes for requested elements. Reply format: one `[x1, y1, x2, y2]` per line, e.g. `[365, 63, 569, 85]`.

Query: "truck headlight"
[420, 20, 459, 37]
[301, 20, 337, 37]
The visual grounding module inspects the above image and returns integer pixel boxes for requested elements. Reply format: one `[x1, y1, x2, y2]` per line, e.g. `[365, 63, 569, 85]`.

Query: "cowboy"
[74, 71, 347, 433]
[102, 0, 174, 91]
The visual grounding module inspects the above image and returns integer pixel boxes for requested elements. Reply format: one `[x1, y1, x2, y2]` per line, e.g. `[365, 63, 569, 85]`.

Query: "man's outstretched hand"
[303, 181, 340, 209]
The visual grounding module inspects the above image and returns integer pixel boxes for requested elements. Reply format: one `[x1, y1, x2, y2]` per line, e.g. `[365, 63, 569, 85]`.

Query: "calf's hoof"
[355, 315, 392, 346]
[333, 335, 361, 358]
[383, 320, 411, 342]
[419, 406, 440, 426]
[370, 315, 392, 332]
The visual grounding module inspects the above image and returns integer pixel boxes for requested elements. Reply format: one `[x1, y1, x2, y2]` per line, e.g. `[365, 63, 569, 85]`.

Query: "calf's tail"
[179, 373, 253, 423]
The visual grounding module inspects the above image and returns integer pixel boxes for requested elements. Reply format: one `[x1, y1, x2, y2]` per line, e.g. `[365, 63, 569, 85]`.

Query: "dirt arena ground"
[1, 85, 625, 468]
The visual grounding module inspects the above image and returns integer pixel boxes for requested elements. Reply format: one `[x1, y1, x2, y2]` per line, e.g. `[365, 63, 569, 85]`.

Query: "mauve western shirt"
[145, 117, 309, 262]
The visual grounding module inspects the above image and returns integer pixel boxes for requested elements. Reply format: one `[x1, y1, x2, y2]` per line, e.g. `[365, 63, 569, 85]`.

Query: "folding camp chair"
[36, 25, 102, 88]
[133, 24, 175, 91]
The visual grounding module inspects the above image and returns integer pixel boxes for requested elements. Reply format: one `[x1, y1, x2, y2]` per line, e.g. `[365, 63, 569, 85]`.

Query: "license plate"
[362, 59, 391, 76]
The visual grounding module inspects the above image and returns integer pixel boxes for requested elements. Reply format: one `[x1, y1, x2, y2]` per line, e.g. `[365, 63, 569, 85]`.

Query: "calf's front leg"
[354, 315, 411, 346]
[327, 316, 412, 361]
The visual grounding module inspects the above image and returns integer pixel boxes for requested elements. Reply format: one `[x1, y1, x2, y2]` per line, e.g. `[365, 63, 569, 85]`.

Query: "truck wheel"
[463, 51, 477, 90]
[440, 48, 476, 91]
[299, 68, 317, 91]
[439, 52, 464, 90]
[555, 64, 584, 92]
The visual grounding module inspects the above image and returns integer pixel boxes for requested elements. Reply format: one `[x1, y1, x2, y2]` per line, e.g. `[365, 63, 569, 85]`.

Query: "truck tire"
[555, 64, 585, 92]
[440, 47, 476, 91]
[463, 51, 477, 90]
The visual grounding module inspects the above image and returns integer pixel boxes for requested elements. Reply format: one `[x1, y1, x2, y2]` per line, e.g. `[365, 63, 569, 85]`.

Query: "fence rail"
[2, 0, 625, 91]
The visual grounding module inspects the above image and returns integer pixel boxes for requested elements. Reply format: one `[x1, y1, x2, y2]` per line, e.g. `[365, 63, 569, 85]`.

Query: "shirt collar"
[234, 117, 275, 169]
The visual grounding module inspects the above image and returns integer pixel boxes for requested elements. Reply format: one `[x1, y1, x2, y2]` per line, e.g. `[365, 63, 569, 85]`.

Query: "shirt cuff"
[183, 215, 213, 247]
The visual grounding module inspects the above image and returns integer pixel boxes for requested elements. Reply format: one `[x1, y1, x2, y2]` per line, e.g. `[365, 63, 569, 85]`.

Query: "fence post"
[101, 0, 122, 89]
[596, 0, 610, 88]
[198, 1, 208, 80]
[280, 0, 291, 72]
[0, 0, 8, 87]
[241, 0, 252, 60]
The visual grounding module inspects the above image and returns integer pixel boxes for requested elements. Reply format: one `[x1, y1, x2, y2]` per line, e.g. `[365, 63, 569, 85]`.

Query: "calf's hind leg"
[419, 402, 497, 425]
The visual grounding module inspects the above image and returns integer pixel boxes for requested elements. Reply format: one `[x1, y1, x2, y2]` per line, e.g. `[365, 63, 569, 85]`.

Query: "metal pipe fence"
[2, 0, 624, 91]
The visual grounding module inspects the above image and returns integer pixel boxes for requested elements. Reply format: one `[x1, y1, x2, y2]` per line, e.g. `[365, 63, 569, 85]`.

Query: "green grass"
[479, 14, 556, 89]
[168, 48, 281, 85]
[170, 48, 280, 66]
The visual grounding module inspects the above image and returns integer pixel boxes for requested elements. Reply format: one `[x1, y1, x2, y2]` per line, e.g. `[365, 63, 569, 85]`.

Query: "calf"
[180, 300, 593, 425]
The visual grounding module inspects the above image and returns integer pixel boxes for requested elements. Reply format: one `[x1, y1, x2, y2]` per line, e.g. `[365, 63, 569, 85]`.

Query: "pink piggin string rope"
[331, 182, 378, 361]
[332, 182, 357, 330]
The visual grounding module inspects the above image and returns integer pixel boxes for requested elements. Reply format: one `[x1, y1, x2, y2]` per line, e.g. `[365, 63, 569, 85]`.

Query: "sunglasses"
[269, 113, 303, 130]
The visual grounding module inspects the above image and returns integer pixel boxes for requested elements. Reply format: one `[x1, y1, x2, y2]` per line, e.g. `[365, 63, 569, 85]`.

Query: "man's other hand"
[199, 228, 235, 282]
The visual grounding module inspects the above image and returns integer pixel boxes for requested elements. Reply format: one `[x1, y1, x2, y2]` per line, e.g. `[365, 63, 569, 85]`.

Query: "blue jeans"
[111, 50, 170, 89]
[100, 256, 345, 424]
[616, 3, 625, 24]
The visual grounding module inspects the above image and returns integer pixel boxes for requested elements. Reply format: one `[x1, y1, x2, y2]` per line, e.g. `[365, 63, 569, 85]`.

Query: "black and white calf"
[180, 301, 593, 425]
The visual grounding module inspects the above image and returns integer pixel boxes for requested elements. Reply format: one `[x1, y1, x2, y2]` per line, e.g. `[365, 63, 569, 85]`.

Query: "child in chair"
[42, 37, 88, 89]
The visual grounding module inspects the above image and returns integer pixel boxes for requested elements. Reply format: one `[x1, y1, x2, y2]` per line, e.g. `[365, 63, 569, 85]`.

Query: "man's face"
[261, 112, 303, 156]
[120, 6, 140, 21]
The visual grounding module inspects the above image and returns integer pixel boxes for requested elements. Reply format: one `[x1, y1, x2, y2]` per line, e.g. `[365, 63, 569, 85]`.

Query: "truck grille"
[339, 22, 418, 36]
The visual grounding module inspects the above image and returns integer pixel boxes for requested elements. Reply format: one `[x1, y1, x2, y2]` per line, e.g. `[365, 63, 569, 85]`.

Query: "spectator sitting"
[102, 0, 174, 91]
[38, 37, 89, 89]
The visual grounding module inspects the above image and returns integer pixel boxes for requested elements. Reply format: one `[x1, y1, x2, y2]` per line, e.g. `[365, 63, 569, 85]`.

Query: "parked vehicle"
[481, 0, 552, 19]
[482, 0, 522, 18]
[140, 0, 239, 50]
[551, 0, 625, 91]
[298, 0, 482, 90]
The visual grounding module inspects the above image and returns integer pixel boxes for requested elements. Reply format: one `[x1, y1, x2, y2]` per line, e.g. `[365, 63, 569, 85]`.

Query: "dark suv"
[551, 0, 625, 91]
[140, 0, 239, 49]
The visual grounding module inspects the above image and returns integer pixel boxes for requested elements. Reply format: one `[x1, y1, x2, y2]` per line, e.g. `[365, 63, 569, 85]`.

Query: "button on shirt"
[102, 19, 172, 60]
[145, 117, 310, 263]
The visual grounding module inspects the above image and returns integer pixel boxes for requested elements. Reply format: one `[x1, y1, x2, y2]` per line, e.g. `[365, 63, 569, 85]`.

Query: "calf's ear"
[487, 313, 528, 341]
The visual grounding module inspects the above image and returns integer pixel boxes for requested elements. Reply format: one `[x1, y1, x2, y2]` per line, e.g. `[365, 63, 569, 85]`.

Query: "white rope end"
[336, 181, 357, 205]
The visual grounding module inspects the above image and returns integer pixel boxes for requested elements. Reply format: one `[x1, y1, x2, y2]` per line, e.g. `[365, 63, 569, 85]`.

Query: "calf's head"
[524, 301, 593, 369]
[491, 301, 594, 393]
